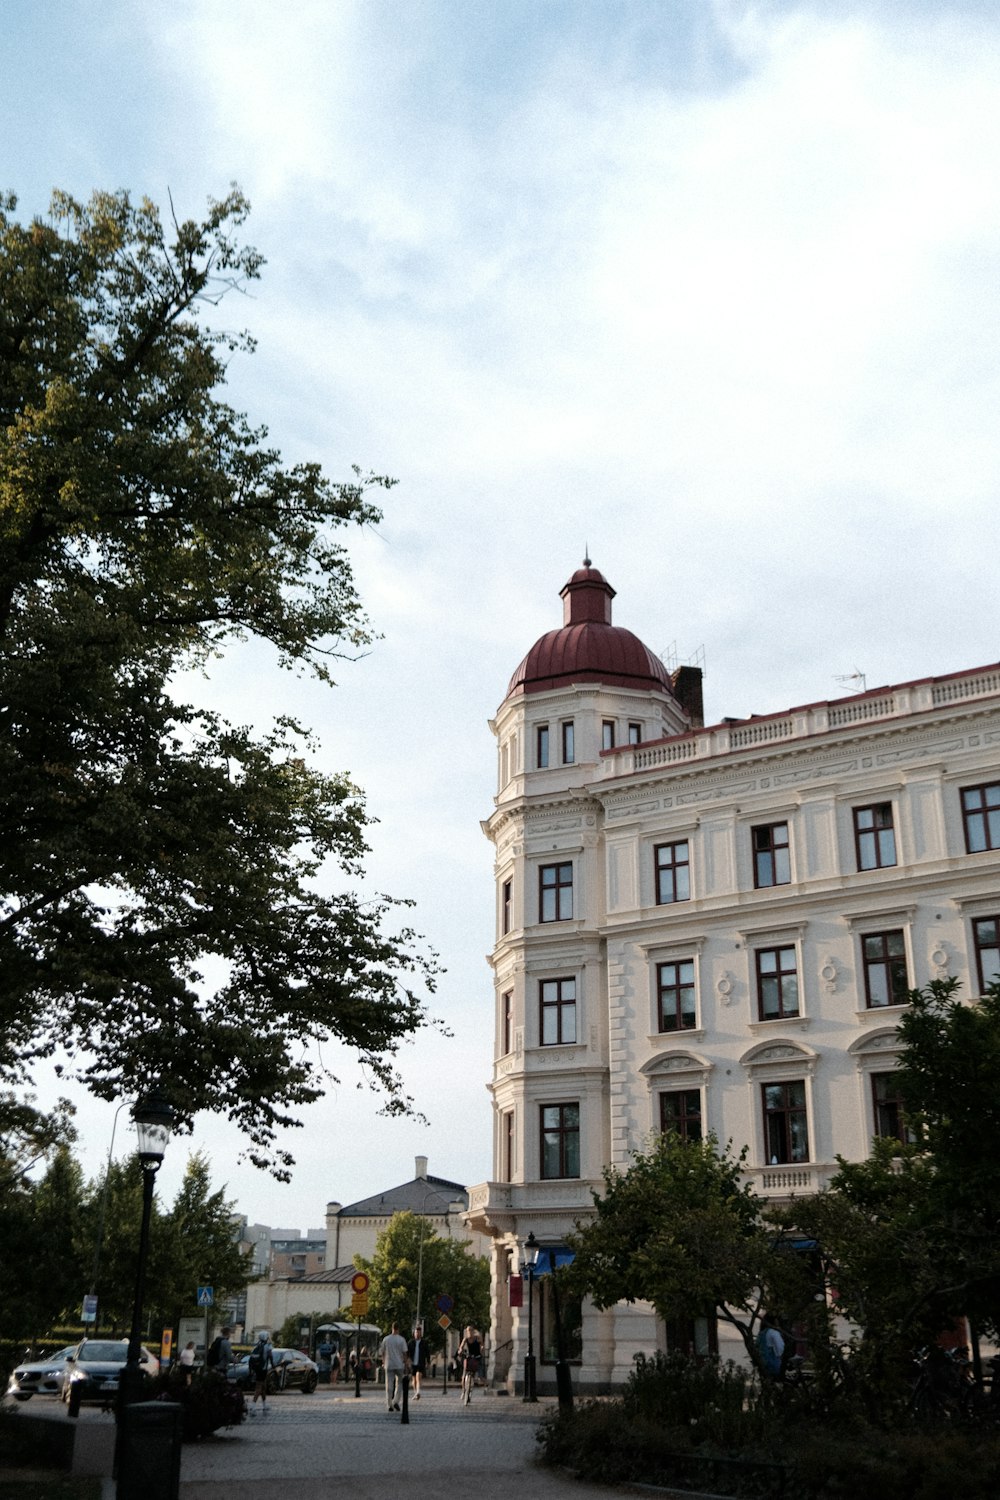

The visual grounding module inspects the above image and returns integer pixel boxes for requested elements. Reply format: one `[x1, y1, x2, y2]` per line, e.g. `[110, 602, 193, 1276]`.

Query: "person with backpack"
[206, 1326, 233, 1375]
[248, 1333, 275, 1412]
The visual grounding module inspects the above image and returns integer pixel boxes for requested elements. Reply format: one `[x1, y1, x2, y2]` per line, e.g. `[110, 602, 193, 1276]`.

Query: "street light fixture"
[121, 1089, 174, 1408]
[520, 1231, 540, 1403]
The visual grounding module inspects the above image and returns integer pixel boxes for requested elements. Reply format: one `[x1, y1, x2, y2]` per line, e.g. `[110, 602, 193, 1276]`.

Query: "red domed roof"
[505, 564, 674, 700]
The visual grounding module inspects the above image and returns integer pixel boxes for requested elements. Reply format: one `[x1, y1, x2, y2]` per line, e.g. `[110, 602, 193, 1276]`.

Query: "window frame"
[659, 1088, 702, 1141]
[761, 1079, 809, 1164]
[602, 720, 615, 751]
[536, 725, 550, 769]
[502, 1109, 514, 1182]
[961, 782, 1000, 854]
[755, 945, 800, 1021]
[656, 958, 697, 1033]
[654, 840, 691, 905]
[540, 1102, 580, 1180]
[861, 928, 909, 1008]
[539, 977, 577, 1046]
[561, 720, 575, 765]
[501, 878, 512, 935]
[752, 822, 791, 889]
[501, 989, 514, 1055]
[871, 1071, 912, 1145]
[539, 861, 573, 923]
[972, 914, 1000, 993]
[628, 722, 642, 745]
[853, 802, 897, 871]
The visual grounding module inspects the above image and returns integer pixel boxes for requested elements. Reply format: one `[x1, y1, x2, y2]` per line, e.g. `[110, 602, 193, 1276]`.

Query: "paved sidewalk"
[173, 1386, 634, 1499]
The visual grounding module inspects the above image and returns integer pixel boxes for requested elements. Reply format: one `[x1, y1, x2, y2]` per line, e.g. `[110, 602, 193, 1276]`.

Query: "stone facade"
[467, 563, 1000, 1393]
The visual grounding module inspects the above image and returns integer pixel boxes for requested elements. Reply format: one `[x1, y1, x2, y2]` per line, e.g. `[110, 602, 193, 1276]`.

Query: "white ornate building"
[467, 562, 1000, 1394]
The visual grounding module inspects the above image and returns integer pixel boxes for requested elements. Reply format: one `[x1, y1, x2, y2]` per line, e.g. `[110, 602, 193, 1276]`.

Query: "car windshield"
[78, 1343, 126, 1362]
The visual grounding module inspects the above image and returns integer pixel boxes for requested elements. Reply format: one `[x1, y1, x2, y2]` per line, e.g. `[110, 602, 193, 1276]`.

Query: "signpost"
[437, 1295, 454, 1394]
[351, 1272, 369, 1398]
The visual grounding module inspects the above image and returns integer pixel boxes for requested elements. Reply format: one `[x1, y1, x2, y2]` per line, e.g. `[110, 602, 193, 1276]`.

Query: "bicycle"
[460, 1355, 478, 1405]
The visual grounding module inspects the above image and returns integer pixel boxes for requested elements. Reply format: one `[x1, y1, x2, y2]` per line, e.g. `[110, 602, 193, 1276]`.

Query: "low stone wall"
[6, 1404, 116, 1476]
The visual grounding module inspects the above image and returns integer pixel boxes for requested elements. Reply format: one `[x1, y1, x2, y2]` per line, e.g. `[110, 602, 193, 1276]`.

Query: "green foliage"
[355, 1210, 489, 1349]
[148, 1366, 245, 1440]
[0, 187, 438, 1177]
[276, 1310, 346, 1347]
[539, 1392, 1000, 1500]
[624, 1350, 767, 1451]
[566, 1132, 814, 1365]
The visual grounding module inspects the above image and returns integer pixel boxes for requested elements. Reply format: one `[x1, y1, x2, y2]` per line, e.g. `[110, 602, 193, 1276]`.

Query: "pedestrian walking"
[179, 1341, 196, 1384]
[249, 1333, 275, 1412]
[378, 1322, 410, 1412]
[407, 1324, 428, 1400]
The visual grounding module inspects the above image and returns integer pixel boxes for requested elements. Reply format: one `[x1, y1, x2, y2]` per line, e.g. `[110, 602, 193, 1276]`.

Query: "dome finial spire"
[583, 544, 591, 568]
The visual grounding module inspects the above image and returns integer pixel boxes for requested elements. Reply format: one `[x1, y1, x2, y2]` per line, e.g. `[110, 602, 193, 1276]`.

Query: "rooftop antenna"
[834, 669, 867, 693]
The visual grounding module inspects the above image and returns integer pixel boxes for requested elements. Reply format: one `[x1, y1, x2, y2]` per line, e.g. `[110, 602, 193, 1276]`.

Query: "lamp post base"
[522, 1353, 537, 1403]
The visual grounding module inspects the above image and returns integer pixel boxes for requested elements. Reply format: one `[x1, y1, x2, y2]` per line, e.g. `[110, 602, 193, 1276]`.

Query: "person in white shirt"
[378, 1322, 410, 1412]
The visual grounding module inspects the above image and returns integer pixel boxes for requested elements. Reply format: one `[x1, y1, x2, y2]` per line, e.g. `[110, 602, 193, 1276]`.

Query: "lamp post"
[520, 1231, 540, 1403]
[120, 1089, 174, 1409]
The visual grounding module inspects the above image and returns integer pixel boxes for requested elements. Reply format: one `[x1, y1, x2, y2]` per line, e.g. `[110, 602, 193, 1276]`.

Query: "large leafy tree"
[356, 1210, 490, 1351]
[566, 1132, 815, 1368]
[0, 187, 437, 1174]
[78, 1151, 249, 1335]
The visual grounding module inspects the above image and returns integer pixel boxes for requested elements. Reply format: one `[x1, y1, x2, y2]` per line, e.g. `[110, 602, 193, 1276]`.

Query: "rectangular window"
[872, 1072, 911, 1144]
[502, 990, 513, 1055]
[756, 946, 799, 1020]
[762, 1080, 809, 1163]
[961, 782, 1000, 853]
[628, 722, 642, 745]
[862, 930, 909, 1007]
[655, 841, 690, 904]
[540, 1103, 580, 1179]
[502, 1110, 514, 1182]
[502, 879, 512, 935]
[753, 822, 791, 888]
[536, 725, 549, 769]
[561, 720, 575, 764]
[972, 915, 1000, 993]
[540, 978, 576, 1046]
[660, 1089, 702, 1141]
[602, 720, 615, 751]
[539, 862, 573, 922]
[657, 959, 696, 1032]
[854, 803, 897, 870]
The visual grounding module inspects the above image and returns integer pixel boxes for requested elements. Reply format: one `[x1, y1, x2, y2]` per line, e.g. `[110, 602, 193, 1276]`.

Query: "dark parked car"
[60, 1339, 159, 1406]
[6, 1346, 78, 1401]
[229, 1347, 318, 1394]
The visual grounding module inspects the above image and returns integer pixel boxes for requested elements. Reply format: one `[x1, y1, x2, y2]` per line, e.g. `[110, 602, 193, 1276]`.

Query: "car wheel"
[13, 1392, 32, 1402]
[266, 1371, 279, 1396]
[302, 1372, 317, 1394]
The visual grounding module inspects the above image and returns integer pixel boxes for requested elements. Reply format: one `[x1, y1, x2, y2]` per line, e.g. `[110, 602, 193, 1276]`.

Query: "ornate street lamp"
[520, 1231, 540, 1403]
[120, 1089, 174, 1408]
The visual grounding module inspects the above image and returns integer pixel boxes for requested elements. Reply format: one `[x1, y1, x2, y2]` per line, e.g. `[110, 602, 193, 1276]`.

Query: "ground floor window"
[538, 1278, 583, 1363]
[665, 1313, 718, 1359]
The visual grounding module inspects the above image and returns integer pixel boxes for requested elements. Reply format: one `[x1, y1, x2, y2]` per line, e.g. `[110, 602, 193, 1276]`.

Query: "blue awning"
[536, 1245, 575, 1270]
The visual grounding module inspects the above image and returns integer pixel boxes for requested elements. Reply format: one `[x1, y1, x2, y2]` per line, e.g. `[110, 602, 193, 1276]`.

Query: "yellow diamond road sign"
[438, 1314, 451, 1330]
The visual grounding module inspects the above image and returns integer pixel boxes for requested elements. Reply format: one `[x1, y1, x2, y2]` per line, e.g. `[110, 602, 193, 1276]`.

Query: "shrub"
[149, 1368, 245, 1440]
[624, 1350, 767, 1450]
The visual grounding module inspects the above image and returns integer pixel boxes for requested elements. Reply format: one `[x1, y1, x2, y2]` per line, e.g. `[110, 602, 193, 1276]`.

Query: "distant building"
[467, 562, 1000, 1394]
[243, 1157, 487, 1337]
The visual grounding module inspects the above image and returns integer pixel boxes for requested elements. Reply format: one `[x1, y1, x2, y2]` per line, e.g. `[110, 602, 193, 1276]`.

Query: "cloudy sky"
[6, 0, 1000, 1235]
